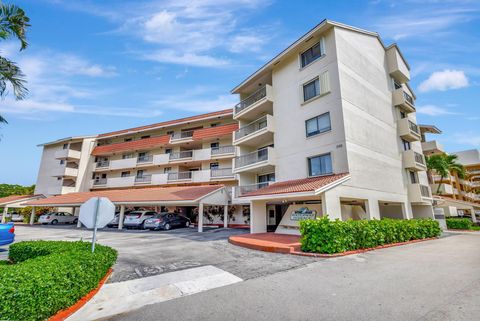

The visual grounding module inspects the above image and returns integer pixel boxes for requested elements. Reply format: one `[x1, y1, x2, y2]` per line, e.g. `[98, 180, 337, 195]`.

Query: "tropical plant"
[0, 2, 30, 125]
[426, 154, 466, 194]
[0, 183, 35, 197]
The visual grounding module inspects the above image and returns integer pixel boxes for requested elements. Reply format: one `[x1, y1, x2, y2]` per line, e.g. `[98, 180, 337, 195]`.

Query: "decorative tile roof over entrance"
[0, 194, 44, 206]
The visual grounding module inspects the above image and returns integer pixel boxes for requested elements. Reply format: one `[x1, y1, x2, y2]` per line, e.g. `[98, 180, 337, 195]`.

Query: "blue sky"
[0, 0, 479, 185]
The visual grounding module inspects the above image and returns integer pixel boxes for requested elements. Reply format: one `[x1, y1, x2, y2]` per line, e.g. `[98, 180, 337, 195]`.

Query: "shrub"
[299, 216, 441, 254]
[446, 218, 473, 230]
[0, 241, 117, 321]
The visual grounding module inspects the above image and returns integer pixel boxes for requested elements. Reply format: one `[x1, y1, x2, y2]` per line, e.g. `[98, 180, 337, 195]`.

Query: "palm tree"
[426, 154, 466, 194]
[0, 2, 30, 124]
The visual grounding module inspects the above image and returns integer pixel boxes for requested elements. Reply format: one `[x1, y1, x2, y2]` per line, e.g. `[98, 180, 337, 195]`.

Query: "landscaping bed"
[299, 216, 441, 254]
[446, 218, 480, 231]
[0, 241, 117, 321]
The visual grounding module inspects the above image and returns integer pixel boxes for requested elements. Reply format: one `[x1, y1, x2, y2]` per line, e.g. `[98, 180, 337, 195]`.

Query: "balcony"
[233, 147, 276, 174]
[233, 85, 274, 121]
[92, 178, 107, 186]
[54, 148, 81, 160]
[398, 118, 421, 142]
[403, 150, 426, 171]
[168, 171, 193, 181]
[392, 88, 415, 113]
[233, 115, 275, 147]
[408, 183, 432, 204]
[134, 175, 152, 184]
[137, 155, 153, 164]
[210, 168, 234, 179]
[96, 160, 110, 169]
[211, 145, 235, 157]
[170, 130, 194, 144]
[433, 174, 453, 182]
[386, 46, 410, 83]
[421, 140, 444, 155]
[233, 182, 272, 198]
[431, 183, 453, 195]
[169, 150, 193, 161]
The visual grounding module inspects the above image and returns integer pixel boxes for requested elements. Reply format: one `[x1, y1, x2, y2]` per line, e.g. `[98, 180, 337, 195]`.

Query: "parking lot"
[8, 225, 317, 282]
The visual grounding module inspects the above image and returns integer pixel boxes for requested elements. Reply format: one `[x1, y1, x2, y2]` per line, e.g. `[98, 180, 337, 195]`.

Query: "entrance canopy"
[24, 185, 229, 207]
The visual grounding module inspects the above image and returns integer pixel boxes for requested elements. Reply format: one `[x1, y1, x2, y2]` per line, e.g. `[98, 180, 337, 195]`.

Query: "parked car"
[38, 212, 78, 225]
[106, 211, 131, 228]
[11, 213, 24, 223]
[0, 223, 14, 245]
[144, 212, 191, 231]
[123, 211, 157, 229]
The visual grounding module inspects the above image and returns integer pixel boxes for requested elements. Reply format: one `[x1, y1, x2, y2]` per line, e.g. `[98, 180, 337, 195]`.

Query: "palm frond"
[0, 4, 30, 50]
[0, 55, 28, 100]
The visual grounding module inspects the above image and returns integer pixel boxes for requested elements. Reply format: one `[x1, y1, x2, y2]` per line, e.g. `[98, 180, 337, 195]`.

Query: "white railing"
[420, 185, 431, 198]
[96, 160, 110, 168]
[93, 178, 107, 185]
[235, 148, 269, 168]
[169, 150, 193, 160]
[234, 182, 272, 198]
[135, 175, 152, 183]
[211, 168, 234, 178]
[168, 171, 192, 181]
[414, 152, 425, 165]
[211, 145, 235, 155]
[235, 116, 268, 140]
[137, 155, 153, 163]
[234, 86, 267, 114]
[171, 131, 194, 140]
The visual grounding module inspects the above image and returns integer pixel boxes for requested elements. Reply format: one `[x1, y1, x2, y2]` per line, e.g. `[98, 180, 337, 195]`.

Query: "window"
[57, 177, 62, 181]
[210, 142, 219, 149]
[300, 39, 325, 68]
[305, 113, 331, 137]
[409, 170, 418, 184]
[400, 111, 407, 119]
[141, 135, 150, 139]
[258, 173, 275, 188]
[166, 130, 174, 135]
[165, 148, 172, 154]
[393, 80, 402, 90]
[62, 143, 68, 149]
[210, 162, 219, 169]
[136, 170, 144, 178]
[308, 153, 333, 176]
[121, 171, 130, 177]
[302, 71, 330, 102]
[122, 153, 133, 159]
[59, 160, 65, 165]
[164, 167, 172, 173]
[402, 139, 411, 151]
[124, 138, 132, 142]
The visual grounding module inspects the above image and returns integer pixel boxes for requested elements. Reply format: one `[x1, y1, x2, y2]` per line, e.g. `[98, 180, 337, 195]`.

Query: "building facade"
[34, 20, 436, 234]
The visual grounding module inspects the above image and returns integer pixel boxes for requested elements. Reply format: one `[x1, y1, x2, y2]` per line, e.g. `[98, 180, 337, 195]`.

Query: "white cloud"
[144, 50, 230, 67]
[152, 90, 237, 113]
[228, 34, 265, 53]
[416, 104, 459, 116]
[453, 132, 480, 147]
[418, 69, 469, 92]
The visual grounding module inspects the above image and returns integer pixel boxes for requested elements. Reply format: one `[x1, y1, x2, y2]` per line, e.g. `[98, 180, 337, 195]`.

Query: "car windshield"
[152, 213, 167, 218]
[126, 212, 142, 216]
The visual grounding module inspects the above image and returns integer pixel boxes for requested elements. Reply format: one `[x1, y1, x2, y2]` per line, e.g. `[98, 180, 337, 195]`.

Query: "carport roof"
[24, 185, 226, 207]
[0, 194, 45, 206]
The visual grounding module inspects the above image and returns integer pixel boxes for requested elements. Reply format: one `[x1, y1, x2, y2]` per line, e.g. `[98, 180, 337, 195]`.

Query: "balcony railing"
[137, 155, 153, 163]
[235, 148, 269, 168]
[234, 182, 273, 198]
[420, 185, 431, 198]
[408, 120, 419, 135]
[211, 168, 234, 178]
[135, 175, 152, 183]
[168, 171, 192, 180]
[234, 86, 267, 114]
[235, 116, 268, 140]
[96, 160, 110, 168]
[169, 150, 193, 160]
[403, 92, 414, 105]
[211, 145, 235, 155]
[93, 178, 107, 185]
[414, 152, 425, 165]
[171, 130, 194, 140]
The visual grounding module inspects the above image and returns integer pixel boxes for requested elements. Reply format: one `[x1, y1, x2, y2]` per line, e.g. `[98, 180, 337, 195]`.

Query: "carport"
[0, 194, 45, 223]
[23, 185, 230, 232]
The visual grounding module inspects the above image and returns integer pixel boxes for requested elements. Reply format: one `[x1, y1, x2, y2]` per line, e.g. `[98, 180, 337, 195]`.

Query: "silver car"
[11, 213, 24, 222]
[123, 211, 156, 229]
[38, 212, 78, 225]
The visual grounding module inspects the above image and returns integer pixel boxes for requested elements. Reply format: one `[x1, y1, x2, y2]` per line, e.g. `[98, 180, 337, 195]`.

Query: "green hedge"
[299, 216, 441, 254]
[446, 218, 473, 230]
[0, 241, 117, 321]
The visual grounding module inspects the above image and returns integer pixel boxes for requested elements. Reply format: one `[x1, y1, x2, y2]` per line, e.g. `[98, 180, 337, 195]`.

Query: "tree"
[0, 183, 35, 197]
[426, 154, 466, 194]
[0, 2, 30, 124]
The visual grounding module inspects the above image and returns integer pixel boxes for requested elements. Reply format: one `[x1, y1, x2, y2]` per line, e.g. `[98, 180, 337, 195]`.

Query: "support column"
[366, 199, 381, 220]
[250, 200, 267, 233]
[223, 205, 228, 228]
[402, 202, 413, 219]
[321, 191, 342, 220]
[198, 203, 204, 233]
[118, 205, 125, 230]
[29, 206, 36, 225]
[74, 207, 82, 227]
[469, 207, 477, 223]
[1, 206, 8, 223]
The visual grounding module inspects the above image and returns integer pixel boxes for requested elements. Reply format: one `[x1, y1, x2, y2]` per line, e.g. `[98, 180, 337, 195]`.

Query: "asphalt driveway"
[8, 225, 316, 282]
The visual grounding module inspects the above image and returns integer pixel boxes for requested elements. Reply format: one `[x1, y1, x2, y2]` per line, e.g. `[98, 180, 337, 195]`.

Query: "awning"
[239, 173, 350, 201]
[24, 185, 230, 207]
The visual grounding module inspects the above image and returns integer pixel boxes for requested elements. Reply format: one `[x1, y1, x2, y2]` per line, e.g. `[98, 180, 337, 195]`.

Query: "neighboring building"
[230, 20, 433, 233]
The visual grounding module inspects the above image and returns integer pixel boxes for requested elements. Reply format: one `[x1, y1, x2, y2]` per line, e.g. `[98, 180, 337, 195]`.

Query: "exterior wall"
[34, 143, 65, 196]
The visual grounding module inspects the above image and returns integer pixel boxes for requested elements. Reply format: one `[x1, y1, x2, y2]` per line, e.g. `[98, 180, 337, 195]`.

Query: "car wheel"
[51, 219, 58, 225]
[185, 221, 190, 227]
[164, 223, 171, 231]
[140, 221, 146, 230]
[73, 218, 78, 224]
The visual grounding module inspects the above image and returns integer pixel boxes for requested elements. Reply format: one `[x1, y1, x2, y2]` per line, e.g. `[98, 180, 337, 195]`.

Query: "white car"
[123, 211, 157, 229]
[38, 212, 78, 225]
[11, 213, 24, 222]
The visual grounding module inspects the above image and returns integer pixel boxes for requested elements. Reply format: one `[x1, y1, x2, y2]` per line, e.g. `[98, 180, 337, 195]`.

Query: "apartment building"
[230, 20, 433, 233]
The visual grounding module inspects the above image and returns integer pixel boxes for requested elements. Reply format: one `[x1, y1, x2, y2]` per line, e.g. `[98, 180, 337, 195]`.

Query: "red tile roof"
[92, 123, 238, 156]
[98, 109, 233, 138]
[24, 185, 224, 206]
[0, 194, 44, 205]
[92, 135, 170, 156]
[241, 173, 350, 197]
